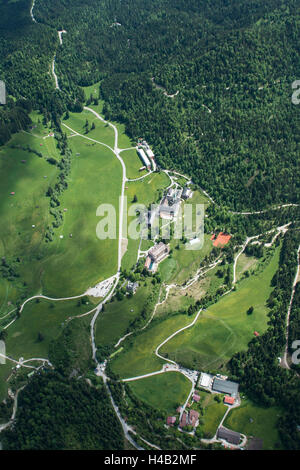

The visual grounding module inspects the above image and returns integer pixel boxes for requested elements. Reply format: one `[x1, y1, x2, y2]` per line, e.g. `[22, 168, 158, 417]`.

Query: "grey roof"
[217, 427, 241, 445]
[212, 378, 239, 397]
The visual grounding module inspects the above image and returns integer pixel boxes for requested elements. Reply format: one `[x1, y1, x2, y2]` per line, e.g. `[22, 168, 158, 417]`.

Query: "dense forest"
[31, 0, 300, 210]
[1, 0, 299, 209]
[0, 0, 300, 451]
[0, 97, 32, 145]
[1, 371, 124, 450]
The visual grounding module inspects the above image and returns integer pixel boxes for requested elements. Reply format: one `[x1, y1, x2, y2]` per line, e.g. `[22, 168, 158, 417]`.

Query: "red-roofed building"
[189, 410, 199, 427]
[180, 413, 188, 428]
[193, 394, 200, 402]
[254, 331, 260, 337]
[224, 396, 235, 405]
[166, 416, 176, 426]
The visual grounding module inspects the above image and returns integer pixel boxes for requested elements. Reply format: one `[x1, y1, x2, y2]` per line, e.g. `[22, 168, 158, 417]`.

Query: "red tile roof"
[224, 396, 235, 405]
[212, 232, 231, 247]
[166, 416, 176, 425]
[180, 413, 187, 428]
[189, 410, 199, 427]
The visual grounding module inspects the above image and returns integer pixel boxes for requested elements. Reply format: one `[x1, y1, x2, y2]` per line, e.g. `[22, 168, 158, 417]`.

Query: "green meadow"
[0, 297, 93, 401]
[161, 246, 280, 371]
[40, 135, 121, 297]
[129, 371, 192, 414]
[0, 126, 60, 308]
[0, 108, 123, 302]
[156, 265, 225, 318]
[95, 280, 157, 348]
[159, 233, 213, 284]
[110, 312, 197, 378]
[81, 83, 135, 150]
[195, 391, 227, 437]
[236, 253, 258, 281]
[224, 399, 283, 450]
[5, 297, 93, 361]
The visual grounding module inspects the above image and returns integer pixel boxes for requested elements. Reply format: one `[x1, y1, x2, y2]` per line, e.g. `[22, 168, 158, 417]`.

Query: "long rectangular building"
[217, 427, 241, 445]
[138, 148, 151, 169]
[212, 378, 239, 397]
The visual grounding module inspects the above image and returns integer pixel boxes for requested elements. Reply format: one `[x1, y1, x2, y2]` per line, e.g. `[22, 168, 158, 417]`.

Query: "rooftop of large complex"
[212, 378, 239, 397]
[148, 242, 169, 262]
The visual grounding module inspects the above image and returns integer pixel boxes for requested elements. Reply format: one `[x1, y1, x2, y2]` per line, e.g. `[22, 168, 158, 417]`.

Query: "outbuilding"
[217, 427, 241, 445]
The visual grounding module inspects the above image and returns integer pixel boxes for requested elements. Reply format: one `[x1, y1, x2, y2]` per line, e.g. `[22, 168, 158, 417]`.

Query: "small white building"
[198, 372, 213, 389]
[182, 187, 193, 200]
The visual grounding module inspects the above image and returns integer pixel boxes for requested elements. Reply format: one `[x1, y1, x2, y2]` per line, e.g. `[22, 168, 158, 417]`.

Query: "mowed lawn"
[224, 399, 283, 449]
[161, 247, 280, 372]
[41, 135, 122, 296]
[129, 372, 192, 414]
[110, 312, 198, 378]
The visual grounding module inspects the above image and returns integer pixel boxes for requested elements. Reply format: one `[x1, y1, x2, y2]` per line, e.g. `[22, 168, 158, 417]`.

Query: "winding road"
[2, 0, 299, 449]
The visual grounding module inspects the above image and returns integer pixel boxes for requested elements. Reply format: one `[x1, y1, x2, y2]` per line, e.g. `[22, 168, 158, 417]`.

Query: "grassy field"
[120, 149, 147, 180]
[195, 390, 227, 438]
[0, 123, 60, 309]
[129, 371, 192, 414]
[236, 253, 258, 281]
[110, 312, 198, 378]
[63, 110, 116, 148]
[224, 399, 283, 449]
[95, 279, 158, 348]
[161, 246, 280, 372]
[40, 134, 121, 296]
[0, 106, 124, 303]
[156, 265, 226, 318]
[81, 83, 135, 150]
[159, 233, 213, 284]
[0, 297, 94, 401]
[5, 297, 93, 361]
